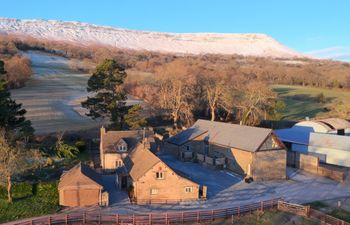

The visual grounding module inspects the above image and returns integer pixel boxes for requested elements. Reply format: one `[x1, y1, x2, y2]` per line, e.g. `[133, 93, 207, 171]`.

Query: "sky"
[1, 0, 350, 60]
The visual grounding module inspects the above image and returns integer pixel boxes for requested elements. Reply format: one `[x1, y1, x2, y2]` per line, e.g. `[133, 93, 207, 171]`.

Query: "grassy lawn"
[0, 181, 60, 223]
[307, 201, 350, 223]
[271, 84, 350, 120]
[210, 209, 318, 225]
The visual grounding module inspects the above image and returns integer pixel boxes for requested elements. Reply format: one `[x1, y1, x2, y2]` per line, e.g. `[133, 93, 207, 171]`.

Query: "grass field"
[271, 84, 350, 120]
[0, 182, 60, 223]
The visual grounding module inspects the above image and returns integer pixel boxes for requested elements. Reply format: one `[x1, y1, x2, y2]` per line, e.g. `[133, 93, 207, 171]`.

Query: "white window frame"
[116, 160, 123, 168]
[185, 187, 192, 193]
[150, 188, 158, 195]
[156, 171, 164, 180]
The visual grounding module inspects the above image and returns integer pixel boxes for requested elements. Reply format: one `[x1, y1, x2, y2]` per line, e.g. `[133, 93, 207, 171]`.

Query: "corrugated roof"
[124, 144, 161, 181]
[167, 127, 207, 146]
[309, 132, 350, 151]
[275, 127, 311, 145]
[58, 163, 103, 190]
[317, 118, 350, 130]
[167, 120, 272, 152]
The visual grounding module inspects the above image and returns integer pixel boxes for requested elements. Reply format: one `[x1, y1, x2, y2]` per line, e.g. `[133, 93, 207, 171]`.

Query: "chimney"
[100, 126, 106, 135]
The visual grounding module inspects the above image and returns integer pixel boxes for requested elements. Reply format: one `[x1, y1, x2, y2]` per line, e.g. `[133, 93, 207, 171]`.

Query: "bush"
[0, 183, 33, 200]
[75, 140, 87, 152]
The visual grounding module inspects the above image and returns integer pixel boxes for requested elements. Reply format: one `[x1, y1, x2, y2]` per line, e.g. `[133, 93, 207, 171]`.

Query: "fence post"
[261, 201, 264, 211]
[133, 214, 135, 225]
[306, 205, 310, 218]
[48, 216, 51, 225]
[98, 212, 101, 225]
[182, 212, 184, 224]
[115, 214, 119, 225]
[225, 208, 228, 218]
[165, 213, 168, 225]
[83, 212, 86, 225]
[211, 209, 214, 221]
[197, 211, 200, 223]
[238, 206, 240, 218]
[65, 214, 68, 225]
[149, 213, 152, 225]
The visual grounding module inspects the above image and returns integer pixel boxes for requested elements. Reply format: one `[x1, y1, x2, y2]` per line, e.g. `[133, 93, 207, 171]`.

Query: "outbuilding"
[58, 163, 108, 207]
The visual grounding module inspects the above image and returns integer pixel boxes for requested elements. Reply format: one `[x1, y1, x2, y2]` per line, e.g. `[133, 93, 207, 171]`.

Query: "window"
[150, 188, 158, 195]
[116, 160, 123, 168]
[185, 187, 192, 193]
[186, 145, 191, 151]
[118, 145, 127, 151]
[156, 172, 164, 179]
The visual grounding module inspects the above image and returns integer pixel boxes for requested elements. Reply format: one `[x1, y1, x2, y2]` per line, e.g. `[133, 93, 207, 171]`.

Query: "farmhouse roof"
[124, 144, 161, 181]
[101, 129, 152, 153]
[167, 119, 273, 152]
[58, 163, 103, 190]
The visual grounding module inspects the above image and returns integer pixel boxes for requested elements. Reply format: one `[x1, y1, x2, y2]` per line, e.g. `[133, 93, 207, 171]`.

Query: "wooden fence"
[12, 198, 280, 225]
[278, 200, 350, 225]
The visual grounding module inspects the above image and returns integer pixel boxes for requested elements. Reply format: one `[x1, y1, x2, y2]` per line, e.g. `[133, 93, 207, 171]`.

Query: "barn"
[165, 119, 287, 181]
[58, 163, 108, 207]
[276, 118, 350, 167]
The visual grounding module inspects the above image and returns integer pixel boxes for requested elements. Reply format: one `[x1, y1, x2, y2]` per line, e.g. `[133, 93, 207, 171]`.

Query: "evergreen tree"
[82, 59, 128, 129]
[0, 60, 34, 139]
[125, 104, 147, 129]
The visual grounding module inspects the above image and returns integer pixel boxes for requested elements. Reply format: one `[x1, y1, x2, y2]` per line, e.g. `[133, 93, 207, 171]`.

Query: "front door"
[121, 176, 127, 189]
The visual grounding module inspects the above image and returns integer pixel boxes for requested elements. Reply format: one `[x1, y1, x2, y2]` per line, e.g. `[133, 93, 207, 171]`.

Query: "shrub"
[0, 183, 33, 200]
[75, 140, 87, 152]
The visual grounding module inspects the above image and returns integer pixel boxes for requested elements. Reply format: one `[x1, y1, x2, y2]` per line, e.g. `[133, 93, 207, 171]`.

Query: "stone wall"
[134, 161, 200, 202]
[252, 149, 287, 181]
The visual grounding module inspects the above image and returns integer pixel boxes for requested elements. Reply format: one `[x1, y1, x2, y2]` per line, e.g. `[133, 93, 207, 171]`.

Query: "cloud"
[307, 46, 350, 61]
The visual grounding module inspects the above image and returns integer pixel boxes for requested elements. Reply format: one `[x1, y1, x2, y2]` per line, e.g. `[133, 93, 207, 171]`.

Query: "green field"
[271, 84, 350, 120]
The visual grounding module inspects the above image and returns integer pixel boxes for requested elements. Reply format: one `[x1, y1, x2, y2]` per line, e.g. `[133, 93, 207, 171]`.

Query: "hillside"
[0, 18, 306, 58]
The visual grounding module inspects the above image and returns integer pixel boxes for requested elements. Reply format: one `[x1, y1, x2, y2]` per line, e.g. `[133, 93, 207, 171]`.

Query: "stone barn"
[58, 163, 108, 207]
[165, 119, 287, 181]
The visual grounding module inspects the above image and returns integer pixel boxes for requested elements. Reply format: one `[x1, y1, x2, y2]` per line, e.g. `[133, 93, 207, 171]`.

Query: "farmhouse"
[58, 163, 108, 207]
[99, 127, 154, 170]
[120, 144, 202, 204]
[276, 118, 350, 167]
[165, 119, 287, 181]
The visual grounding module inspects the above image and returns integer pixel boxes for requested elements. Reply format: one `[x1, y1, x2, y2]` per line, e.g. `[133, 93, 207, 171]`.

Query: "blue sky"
[1, 0, 350, 60]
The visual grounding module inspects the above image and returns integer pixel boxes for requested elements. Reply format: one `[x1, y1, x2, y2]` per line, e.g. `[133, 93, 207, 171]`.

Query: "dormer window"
[118, 145, 127, 151]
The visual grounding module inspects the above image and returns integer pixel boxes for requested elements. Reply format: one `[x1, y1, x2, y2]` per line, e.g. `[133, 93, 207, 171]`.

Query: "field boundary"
[8, 199, 350, 225]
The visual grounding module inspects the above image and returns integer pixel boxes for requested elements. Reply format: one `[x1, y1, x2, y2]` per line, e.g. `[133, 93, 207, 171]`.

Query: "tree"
[155, 60, 195, 128]
[82, 59, 128, 129]
[200, 71, 228, 121]
[0, 130, 39, 203]
[0, 60, 34, 140]
[55, 133, 79, 159]
[124, 104, 147, 129]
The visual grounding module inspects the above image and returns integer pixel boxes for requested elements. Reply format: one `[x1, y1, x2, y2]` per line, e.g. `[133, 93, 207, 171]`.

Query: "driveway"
[71, 153, 350, 215]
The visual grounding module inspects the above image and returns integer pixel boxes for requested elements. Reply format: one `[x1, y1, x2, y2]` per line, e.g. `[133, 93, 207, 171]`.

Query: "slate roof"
[101, 130, 152, 153]
[167, 119, 273, 152]
[124, 144, 161, 181]
[167, 127, 207, 146]
[58, 163, 103, 190]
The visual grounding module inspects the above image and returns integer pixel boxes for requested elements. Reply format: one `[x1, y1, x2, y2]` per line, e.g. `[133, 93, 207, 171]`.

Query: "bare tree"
[0, 130, 40, 203]
[155, 60, 195, 128]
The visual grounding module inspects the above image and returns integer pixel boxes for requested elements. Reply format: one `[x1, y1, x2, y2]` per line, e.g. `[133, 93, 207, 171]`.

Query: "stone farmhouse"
[118, 144, 203, 204]
[99, 127, 154, 171]
[165, 119, 287, 181]
[58, 163, 108, 207]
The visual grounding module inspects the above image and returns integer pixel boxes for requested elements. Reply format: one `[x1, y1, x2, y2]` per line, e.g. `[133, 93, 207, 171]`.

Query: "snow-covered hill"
[0, 18, 306, 58]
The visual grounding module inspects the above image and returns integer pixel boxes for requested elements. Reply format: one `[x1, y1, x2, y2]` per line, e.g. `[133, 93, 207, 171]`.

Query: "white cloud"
[307, 46, 350, 61]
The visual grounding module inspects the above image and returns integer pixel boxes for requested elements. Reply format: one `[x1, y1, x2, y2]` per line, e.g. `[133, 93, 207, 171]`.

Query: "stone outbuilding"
[120, 144, 202, 204]
[165, 119, 287, 181]
[58, 163, 108, 207]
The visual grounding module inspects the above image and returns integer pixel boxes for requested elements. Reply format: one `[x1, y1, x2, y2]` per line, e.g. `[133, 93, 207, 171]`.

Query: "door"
[121, 176, 127, 189]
